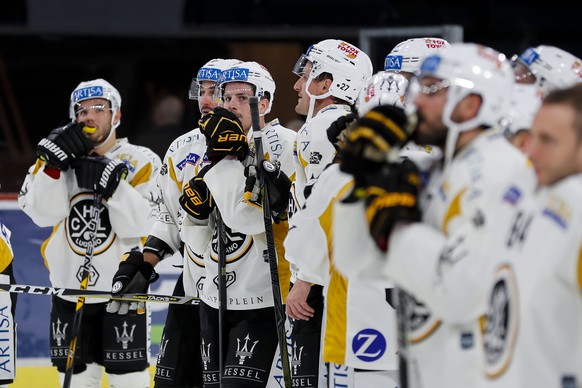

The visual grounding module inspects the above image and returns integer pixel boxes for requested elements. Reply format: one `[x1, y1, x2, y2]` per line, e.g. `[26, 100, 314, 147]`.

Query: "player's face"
[293, 61, 327, 115]
[74, 98, 117, 144]
[528, 103, 582, 186]
[410, 76, 448, 147]
[222, 82, 254, 134]
[198, 81, 218, 115]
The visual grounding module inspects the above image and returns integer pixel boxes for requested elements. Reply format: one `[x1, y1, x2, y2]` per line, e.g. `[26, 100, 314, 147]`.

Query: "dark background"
[0, 0, 580, 192]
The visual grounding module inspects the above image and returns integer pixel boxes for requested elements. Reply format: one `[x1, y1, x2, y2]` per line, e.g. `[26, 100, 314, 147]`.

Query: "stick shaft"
[249, 96, 292, 388]
[0, 282, 199, 304]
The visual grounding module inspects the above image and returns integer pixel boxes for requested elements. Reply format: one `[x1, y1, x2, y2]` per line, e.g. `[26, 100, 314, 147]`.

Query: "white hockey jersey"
[18, 138, 162, 303]
[480, 174, 582, 388]
[334, 130, 536, 387]
[286, 163, 399, 371]
[190, 120, 296, 310]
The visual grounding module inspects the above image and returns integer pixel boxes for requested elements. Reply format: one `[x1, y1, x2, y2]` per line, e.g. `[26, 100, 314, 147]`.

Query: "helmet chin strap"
[94, 112, 119, 152]
[93, 126, 116, 153]
[304, 76, 331, 122]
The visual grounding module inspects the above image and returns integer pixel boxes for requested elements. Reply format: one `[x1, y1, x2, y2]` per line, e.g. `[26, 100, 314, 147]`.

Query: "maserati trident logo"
[114, 321, 136, 350]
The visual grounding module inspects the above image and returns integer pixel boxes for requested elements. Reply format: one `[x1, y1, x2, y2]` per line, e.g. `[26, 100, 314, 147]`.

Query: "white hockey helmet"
[69, 78, 122, 129]
[499, 83, 542, 138]
[215, 61, 276, 114]
[293, 39, 373, 106]
[513, 45, 582, 95]
[384, 37, 450, 75]
[356, 71, 408, 115]
[408, 42, 514, 166]
[189, 58, 242, 100]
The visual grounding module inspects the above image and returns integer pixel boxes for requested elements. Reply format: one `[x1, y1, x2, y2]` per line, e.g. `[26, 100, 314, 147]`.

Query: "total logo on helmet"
[337, 41, 359, 59]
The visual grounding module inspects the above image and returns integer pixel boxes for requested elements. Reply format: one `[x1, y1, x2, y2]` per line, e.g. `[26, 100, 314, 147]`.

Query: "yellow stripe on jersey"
[298, 149, 309, 170]
[0, 230, 13, 273]
[167, 157, 182, 192]
[32, 159, 44, 175]
[41, 225, 59, 271]
[442, 187, 468, 235]
[273, 220, 291, 302]
[323, 270, 348, 364]
[129, 162, 153, 187]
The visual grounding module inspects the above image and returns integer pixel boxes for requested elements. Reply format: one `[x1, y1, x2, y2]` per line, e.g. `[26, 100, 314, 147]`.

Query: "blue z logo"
[351, 328, 387, 362]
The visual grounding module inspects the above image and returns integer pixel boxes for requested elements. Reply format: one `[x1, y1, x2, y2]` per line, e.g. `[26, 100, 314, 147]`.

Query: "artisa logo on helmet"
[197, 68, 221, 81]
[73, 86, 105, 102]
[220, 68, 250, 82]
[338, 42, 359, 59]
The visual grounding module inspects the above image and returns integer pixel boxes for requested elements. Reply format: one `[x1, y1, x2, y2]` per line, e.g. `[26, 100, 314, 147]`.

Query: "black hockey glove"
[73, 155, 128, 199]
[244, 160, 292, 223]
[365, 159, 422, 252]
[106, 251, 159, 315]
[36, 122, 94, 170]
[179, 164, 214, 221]
[199, 107, 249, 162]
[339, 105, 410, 176]
[326, 111, 358, 151]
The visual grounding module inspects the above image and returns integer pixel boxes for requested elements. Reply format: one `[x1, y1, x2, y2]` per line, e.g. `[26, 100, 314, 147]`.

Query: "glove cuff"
[141, 261, 159, 284]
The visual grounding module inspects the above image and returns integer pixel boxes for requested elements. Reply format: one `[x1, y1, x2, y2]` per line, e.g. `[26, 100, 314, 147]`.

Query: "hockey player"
[179, 60, 295, 387]
[481, 84, 582, 387]
[333, 43, 537, 387]
[285, 38, 372, 388]
[0, 218, 17, 387]
[312, 38, 449, 387]
[512, 44, 582, 96]
[18, 78, 162, 387]
[107, 58, 242, 388]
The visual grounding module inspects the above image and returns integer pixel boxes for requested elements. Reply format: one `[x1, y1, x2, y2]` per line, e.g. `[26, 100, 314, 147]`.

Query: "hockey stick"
[0, 283, 200, 305]
[249, 96, 292, 388]
[394, 288, 410, 388]
[63, 191, 102, 388]
[215, 209, 227, 383]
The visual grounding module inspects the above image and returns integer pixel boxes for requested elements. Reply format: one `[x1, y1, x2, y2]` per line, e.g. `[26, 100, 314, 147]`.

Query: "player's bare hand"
[285, 279, 315, 321]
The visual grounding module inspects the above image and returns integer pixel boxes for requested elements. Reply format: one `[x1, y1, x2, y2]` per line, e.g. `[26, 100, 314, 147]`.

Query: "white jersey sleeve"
[292, 104, 352, 208]
[149, 129, 207, 254]
[284, 164, 352, 286]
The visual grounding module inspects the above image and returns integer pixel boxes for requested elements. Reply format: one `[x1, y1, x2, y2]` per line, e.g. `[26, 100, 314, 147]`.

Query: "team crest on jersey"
[210, 225, 253, 264]
[65, 193, 115, 257]
[309, 151, 322, 164]
[160, 163, 168, 176]
[351, 328, 387, 362]
[483, 263, 519, 379]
